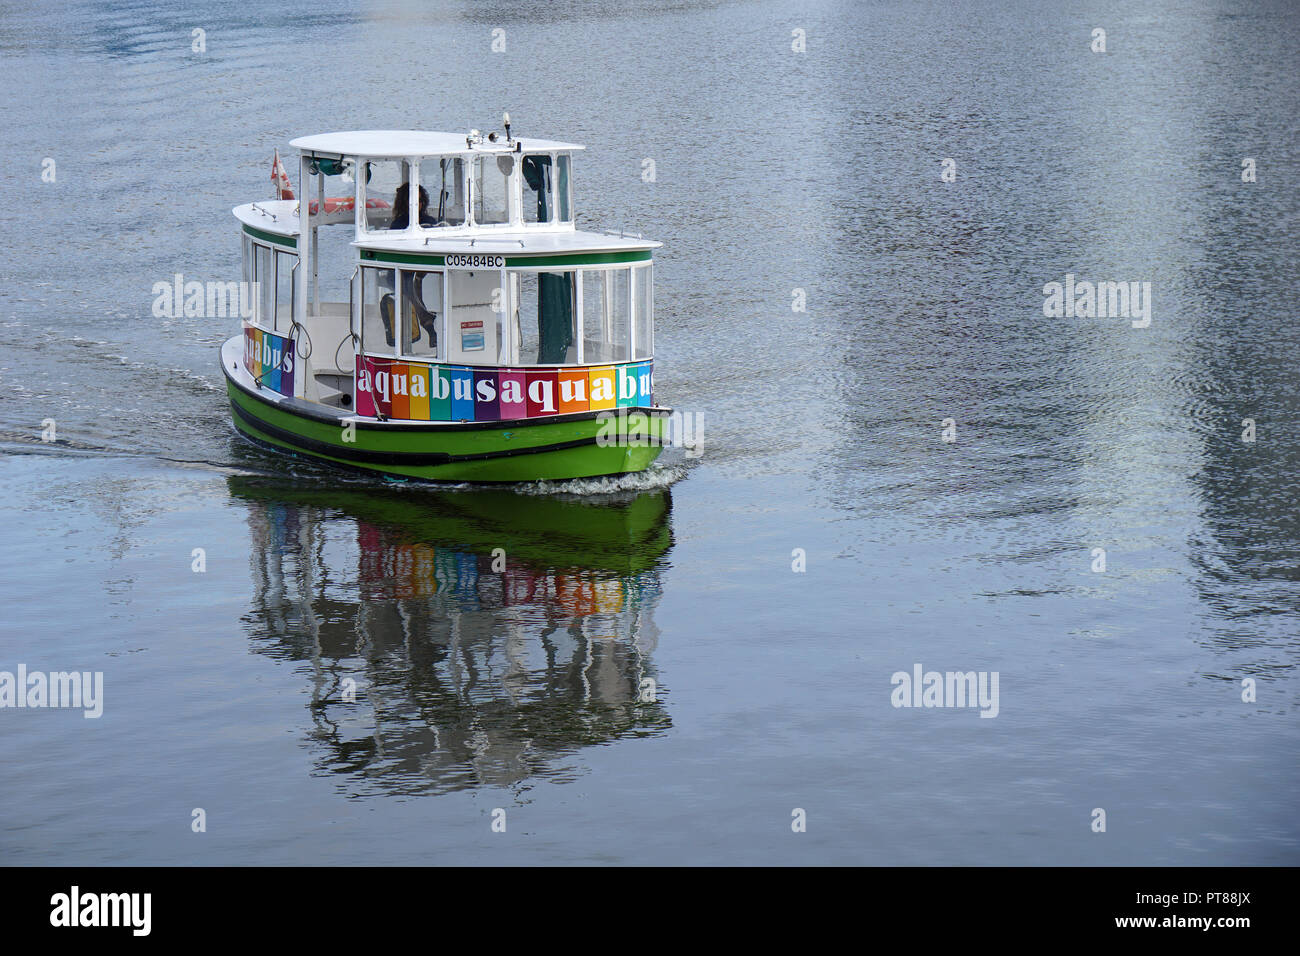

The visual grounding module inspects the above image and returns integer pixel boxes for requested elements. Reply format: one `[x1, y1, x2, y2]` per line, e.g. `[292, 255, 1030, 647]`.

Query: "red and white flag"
[272, 149, 294, 200]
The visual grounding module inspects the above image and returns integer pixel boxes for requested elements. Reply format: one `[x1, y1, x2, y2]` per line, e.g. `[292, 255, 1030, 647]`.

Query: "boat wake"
[513, 459, 689, 497]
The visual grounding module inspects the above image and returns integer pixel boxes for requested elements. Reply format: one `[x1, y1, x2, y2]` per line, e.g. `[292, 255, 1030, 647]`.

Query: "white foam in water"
[515, 460, 688, 496]
[327, 461, 689, 496]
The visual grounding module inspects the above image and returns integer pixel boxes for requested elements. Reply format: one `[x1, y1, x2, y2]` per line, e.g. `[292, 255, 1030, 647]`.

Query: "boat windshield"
[419, 157, 466, 228]
[360, 159, 409, 232]
[302, 161, 360, 228]
[472, 154, 512, 225]
[521, 153, 571, 224]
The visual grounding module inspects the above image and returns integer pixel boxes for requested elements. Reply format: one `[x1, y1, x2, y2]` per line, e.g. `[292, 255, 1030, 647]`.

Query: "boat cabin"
[231, 127, 659, 422]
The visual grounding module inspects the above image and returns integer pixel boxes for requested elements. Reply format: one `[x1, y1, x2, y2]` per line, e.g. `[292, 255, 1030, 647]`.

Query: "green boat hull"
[224, 373, 668, 483]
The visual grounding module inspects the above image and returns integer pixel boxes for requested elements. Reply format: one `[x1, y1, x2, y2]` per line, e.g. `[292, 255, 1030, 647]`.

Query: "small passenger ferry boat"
[222, 120, 667, 482]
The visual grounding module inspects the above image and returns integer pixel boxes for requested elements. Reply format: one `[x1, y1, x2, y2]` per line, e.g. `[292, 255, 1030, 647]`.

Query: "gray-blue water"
[1, 0, 1298, 864]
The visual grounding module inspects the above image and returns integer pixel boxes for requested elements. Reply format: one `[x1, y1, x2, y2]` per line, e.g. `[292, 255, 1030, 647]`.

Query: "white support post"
[646, 263, 654, 359]
[469, 157, 479, 227]
[626, 265, 634, 361]
[298, 155, 310, 316]
[292, 257, 304, 400]
[574, 268, 584, 364]
[499, 264, 511, 365]
[356, 158, 365, 234]
[509, 155, 520, 226]
[440, 268, 449, 364]
[410, 160, 418, 227]
[603, 269, 613, 351]
[394, 264, 403, 359]
[351, 266, 361, 358]
[313, 165, 322, 312]
[549, 152, 558, 224]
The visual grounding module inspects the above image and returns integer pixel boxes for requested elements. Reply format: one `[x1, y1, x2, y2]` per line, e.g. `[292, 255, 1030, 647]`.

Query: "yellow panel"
[587, 366, 616, 410]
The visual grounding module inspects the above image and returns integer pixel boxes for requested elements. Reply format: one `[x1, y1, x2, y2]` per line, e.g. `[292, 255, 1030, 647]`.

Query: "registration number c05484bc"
[446, 253, 504, 268]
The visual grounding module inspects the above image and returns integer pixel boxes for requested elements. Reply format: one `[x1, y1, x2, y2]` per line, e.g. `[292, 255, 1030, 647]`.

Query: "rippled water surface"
[1, 0, 1298, 864]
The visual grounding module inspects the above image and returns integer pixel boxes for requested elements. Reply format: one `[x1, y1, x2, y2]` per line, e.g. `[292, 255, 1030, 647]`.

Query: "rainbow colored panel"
[429, 366, 452, 421]
[348, 357, 652, 423]
[355, 356, 398, 419]
[473, 369, 501, 422]
[525, 370, 559, 418]
[498, 370, 527, 420]
[245, 326, 295, 397]
[389, 362, 411, 420]
[557, 369, 589, 414]
[407, 364, 430, 421]
[587, 367, 616, 411]
[354, 356, 377, 418]
[449, 366, 475, 421]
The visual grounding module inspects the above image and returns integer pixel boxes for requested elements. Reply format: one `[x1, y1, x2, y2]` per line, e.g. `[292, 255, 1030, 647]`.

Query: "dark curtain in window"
[521, 155, 551, 220]
[537, 273, 572, 363]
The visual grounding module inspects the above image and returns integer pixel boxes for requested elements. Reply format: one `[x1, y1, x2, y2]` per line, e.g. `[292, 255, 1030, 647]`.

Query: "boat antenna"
[503, 111, 512, 144]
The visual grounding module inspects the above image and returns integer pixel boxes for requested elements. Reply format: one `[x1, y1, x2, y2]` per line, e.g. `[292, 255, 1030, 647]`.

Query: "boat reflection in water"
[230, 478, 674, 796]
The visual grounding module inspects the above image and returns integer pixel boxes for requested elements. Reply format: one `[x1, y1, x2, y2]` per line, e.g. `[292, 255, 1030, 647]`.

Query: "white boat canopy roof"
[289, 130, 585, 160]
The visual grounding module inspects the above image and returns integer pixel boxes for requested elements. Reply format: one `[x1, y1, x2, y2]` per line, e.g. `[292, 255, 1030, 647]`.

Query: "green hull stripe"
[232, 399, 658, 465]
[233, 419, 661, 484]
[230, 395, 664, 482]
[243, 224, 298, 249]
[361, 250, 446, 265]
[504, 250, 652, 267]
[360, 249, 651, 267]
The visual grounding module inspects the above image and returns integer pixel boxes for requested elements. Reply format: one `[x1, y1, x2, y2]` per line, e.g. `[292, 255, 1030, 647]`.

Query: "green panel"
[505, 250, 652, 267]
[361, 249, 447, 266]
[358, 249, 652, 268]
[429, 366, 452, 422]
[243, 225, 298, 249]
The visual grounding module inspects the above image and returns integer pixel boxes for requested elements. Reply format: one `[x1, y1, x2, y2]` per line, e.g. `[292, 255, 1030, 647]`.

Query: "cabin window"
[556, 154, 572, 222]
[275, 250, 295, 333]
[259, 253, 275, 331]
[398, 269, 444, 360]
[360, 266, 398, 356]
[253, 243, 272, 328]
[446, 269, 506, 364]
[472, 155, 511, 225]
[361, 159, 412, 232]
[241, 235, 252, 290]
[510, 270, 576, 364]
[304, 158, 360, 229]
[419, 158, 465, 227]
[632, 263, 653, 359]
[521, 154, 556, 224]
[581, 267, 630, 364]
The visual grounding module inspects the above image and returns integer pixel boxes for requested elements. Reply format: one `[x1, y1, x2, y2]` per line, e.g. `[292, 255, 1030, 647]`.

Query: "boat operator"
[380, 183, 439, 348]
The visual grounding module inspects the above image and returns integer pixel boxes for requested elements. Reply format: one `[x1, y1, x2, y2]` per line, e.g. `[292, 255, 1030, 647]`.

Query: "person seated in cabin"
[380, 273, 438, 349]
[380, 183, 438, 348]
[388, 182, 437, 230]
